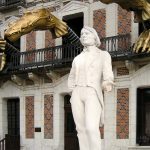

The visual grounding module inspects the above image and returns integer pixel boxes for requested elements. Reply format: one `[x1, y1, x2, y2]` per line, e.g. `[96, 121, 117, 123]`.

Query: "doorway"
[137, 88, 150, 145]
[4, 98, 20, 150]
[7, 98, 20, 136]
[64, 95, 79, 150]
[62, 13, 83, 60]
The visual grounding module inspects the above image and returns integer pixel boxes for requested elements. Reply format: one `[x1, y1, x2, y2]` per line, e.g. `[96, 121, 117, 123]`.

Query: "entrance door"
[64, 95, 79, 150]
[137, 88, 150, 145]
[7, 98, 20, 135]
[5, 98, 20, 150]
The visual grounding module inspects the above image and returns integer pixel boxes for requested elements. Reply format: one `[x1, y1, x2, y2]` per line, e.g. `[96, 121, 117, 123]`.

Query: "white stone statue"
[68, 26, 114, 150]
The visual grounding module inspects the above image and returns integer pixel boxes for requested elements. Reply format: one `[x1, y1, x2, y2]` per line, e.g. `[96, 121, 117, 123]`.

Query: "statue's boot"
[4, 8, 68, 42]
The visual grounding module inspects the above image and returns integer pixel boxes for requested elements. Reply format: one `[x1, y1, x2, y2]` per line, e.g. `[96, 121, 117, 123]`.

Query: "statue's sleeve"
[68, 59, 76, 91]
[102, 51, 114, 87]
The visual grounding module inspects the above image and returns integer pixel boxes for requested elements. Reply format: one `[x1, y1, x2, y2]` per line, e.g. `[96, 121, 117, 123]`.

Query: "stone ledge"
[128, 146, 150, 150]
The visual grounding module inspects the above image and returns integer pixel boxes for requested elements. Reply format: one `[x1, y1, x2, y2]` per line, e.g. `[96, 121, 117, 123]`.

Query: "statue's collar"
[82, 47, 101, 53]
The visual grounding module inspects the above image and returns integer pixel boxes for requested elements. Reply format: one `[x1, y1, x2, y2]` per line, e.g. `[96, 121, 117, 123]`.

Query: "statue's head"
[80, 26, 100, 47]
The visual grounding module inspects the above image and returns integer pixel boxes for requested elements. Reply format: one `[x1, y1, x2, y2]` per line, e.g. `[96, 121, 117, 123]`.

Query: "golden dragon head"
[4, 8, 68, 42]
[0, 8, 68, 71]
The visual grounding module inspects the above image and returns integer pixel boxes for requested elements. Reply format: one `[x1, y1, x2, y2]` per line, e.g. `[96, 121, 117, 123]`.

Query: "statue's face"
[80, 28, 96, 47]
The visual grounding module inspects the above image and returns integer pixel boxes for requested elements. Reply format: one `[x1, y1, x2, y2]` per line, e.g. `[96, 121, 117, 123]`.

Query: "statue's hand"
[103, 84, 112, 92]
[0, 38, 6, 51]
[133, 29, 150, 53]
[102, 81, 114, 92]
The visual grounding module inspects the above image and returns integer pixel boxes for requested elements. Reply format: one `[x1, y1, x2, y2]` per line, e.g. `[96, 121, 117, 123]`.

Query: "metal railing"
[0, 0, 25, 11]
[10, 42, 83, 72]
[137, 135, 150, 146]
[5, 135, 20, 150]
[7, 34, 132, 73]
[0, 138, 5, 150]
[101, 33, 131, 57]
[0, 0, 20, 6]
[1, 33, 140, 75]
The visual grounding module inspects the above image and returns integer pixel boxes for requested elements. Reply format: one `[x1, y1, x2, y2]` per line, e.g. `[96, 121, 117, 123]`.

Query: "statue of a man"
[68, 26, 114, 150]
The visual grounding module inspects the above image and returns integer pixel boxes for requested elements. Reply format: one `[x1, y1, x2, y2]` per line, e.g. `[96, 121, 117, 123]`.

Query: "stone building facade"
[0, 0, 150, 150]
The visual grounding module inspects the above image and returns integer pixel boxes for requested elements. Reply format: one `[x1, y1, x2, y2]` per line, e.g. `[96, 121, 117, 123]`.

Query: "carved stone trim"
[125, 60, 137, 71]
[28, 72, 40, 85]
[46, 71, 60, 82]
[11, 75, 23, 86]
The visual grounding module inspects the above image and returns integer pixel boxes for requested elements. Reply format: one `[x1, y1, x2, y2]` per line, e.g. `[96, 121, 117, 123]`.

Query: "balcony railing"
[101, 33, 131, 56]
[137, 135, 150, 146]
[5, 135, 20, 150]
[1, 33, 149, 75]
[0, 135, 20, 150]
[0, 0, 25, 11]
[0, 138, 5, 150]
[0, 0, 20, 6]
[9, 43, 82, 72]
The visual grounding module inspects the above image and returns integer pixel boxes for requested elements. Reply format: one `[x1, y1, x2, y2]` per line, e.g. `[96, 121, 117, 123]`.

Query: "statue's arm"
[68, 59, 76, 91]
[102, 51, 114, 91]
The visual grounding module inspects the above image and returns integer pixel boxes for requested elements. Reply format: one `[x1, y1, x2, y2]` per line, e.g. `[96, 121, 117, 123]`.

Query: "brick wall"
[93, 9, 106, 49]
[118, 6, 131, 50]
[25, 96, 34, 138]
[118, 6, 131, 34]
[44, 94, 53, 139]
[26, 31, 36, 51]
[117, 88, 129, 139]
[45, 30, 55, 48]
[45, 30, 55, 61]
[26, 31, 36, 62]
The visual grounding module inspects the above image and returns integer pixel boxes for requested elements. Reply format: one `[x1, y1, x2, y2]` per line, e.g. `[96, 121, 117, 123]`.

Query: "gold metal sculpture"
[100, 0, 150, 53]
[5, 8, 68, 42]
[0, 39, 6, 71]
[0, 8, 68, 71]
[1, 2, 150, 71]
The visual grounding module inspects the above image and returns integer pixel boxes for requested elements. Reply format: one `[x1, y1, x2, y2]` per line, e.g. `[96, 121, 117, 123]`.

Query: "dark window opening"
[5, 38, 20, 70]
[62, 13, 83, 60]
[139, 20, 150, 36]
[63, 13, 83, 37]
[13, 38, 20, 50]
[139, 23, 144, 35]
[137, 88, 150, 146]
[7, 98, 20, 136]
[63, 12, 83, 45]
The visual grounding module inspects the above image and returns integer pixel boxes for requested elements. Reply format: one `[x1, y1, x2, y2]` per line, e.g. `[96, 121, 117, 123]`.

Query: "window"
[137, 88, 150, 146]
